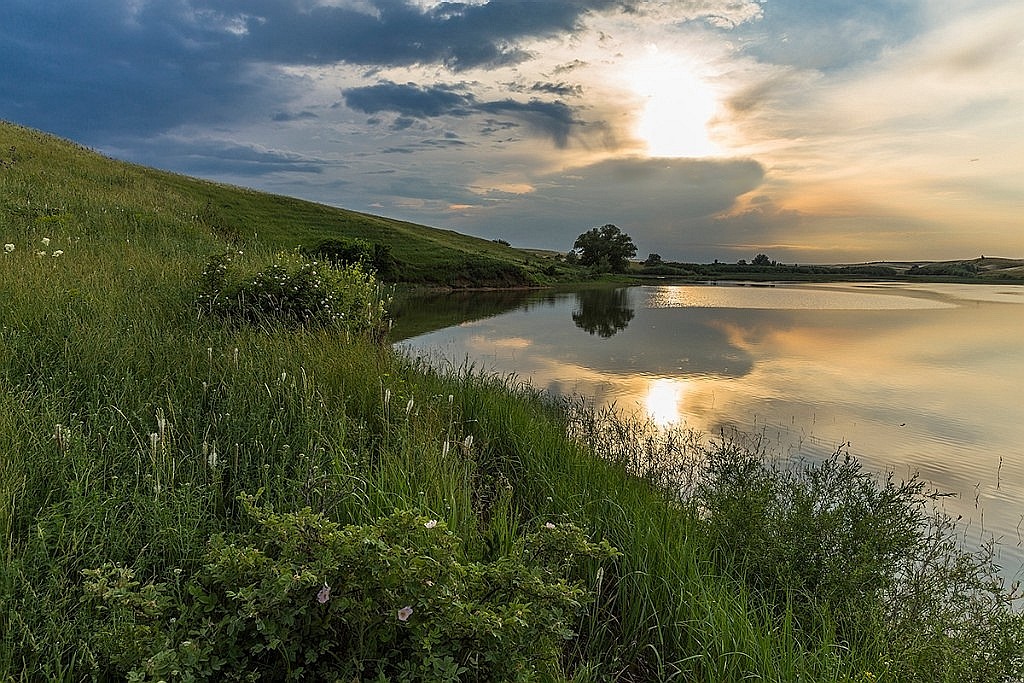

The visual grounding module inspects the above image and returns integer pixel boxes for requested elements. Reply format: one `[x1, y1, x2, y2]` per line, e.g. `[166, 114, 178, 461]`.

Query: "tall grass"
[1, 121, 1022, 681]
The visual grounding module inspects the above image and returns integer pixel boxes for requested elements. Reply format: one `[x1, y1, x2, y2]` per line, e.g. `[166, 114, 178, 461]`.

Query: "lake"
[396, 282, 1024, 576]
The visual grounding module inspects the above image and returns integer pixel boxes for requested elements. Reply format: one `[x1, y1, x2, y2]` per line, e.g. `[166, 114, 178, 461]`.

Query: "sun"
[627, 49, 720, 158]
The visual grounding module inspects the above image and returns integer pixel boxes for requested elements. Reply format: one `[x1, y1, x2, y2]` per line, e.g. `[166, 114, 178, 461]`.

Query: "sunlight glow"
[643, 377, 687, 427]
[628, 49, 720, 158]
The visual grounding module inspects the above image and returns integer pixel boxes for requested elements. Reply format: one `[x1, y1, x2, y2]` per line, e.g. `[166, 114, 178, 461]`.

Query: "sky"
[2, 0, 1022, 263]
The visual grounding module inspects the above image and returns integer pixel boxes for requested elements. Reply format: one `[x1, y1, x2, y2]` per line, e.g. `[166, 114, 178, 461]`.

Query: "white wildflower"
[52, 250, 63, 257]
[204, 442, 218, 468]
[424, 519, 438, 529]
[3, 244, 13, 253]
[544, 522, 556, 530]
[41, 237, 50, 246]
[397, 606, 413, 622]
[317, 583, 331, 604]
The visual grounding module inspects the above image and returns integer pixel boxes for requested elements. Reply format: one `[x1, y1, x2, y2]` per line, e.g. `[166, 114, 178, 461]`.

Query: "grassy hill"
[1, 121, 1021, 681]
[0, 121, 577, 288]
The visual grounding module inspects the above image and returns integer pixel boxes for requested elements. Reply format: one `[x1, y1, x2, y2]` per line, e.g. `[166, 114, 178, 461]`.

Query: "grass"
[1, 121, 1022, 681]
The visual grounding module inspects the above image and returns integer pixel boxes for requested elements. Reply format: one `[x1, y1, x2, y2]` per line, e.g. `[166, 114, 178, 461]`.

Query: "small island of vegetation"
[1, 122, 1022, 681]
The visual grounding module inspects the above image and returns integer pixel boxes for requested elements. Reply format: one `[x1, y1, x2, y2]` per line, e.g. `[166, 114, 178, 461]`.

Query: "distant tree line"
[637, 253, 901, 279]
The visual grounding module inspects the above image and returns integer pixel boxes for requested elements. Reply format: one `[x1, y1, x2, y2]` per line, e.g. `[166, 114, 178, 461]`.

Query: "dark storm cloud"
[228, 0, 638, 69]
[0, 0, 634, 143]
[343, 82, 476, 119]
[476, 99, 578, 148]
[0, 1, 283, 141]
[343, 81, 580, 147]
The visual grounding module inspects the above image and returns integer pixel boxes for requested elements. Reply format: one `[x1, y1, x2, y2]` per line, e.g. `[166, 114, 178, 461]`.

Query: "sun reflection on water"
[643, 377, 687, 427]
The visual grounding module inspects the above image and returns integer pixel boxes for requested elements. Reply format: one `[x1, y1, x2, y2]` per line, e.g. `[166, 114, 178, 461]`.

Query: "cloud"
[730, 0, 922, 71]
[271, 110, 320, 122]
[0, 0, 628, 142]
[343, 81, 580, 146]
[343, 82, 475, 118]
[527, 82, 584, 97]
[116, 136, 332, 177]
[455, 156, 765, 256]
[715, 1, 1024, 261]
[476, 99, 578, 148]
[211, 0, 641, 70]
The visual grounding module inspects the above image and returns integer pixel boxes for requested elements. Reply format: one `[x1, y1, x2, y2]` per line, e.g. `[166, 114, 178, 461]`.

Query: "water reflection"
[571, 287, 635, 338]
[644, 378, 689, 427]
[398, 283, 1024, 574]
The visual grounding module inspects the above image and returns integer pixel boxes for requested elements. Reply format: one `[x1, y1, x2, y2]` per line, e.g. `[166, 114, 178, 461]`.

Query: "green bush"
[302, 239, 400, 281]
[83, 496, 618, 682]
[695, 445, 1024, 679]
[198, 250, 389, 334]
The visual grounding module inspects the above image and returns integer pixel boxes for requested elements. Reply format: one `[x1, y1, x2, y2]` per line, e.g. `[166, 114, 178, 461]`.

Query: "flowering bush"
[198, 250, 389, 336]
[83, 496, 618, 682]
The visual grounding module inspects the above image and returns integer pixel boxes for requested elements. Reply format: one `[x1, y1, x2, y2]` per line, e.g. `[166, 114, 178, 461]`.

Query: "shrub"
[695, 444, 1024, 679]
[198, 250, 389, 335]
[83, 496, 618, 682]
[302, 238, 399, 281]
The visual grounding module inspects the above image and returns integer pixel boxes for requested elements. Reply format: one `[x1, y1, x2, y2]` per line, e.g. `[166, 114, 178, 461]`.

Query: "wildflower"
[3, 244, 13, 253]
[545, 522, 556, 530]
[424, 519, 438, 529]
[52, 250, 64, 257]
[205, 442, 218, 469]
[41, 237, 50, 246]
[34, 250, 46, 257]
[397, 606, 413, 622]
[317, 583, 331, 604]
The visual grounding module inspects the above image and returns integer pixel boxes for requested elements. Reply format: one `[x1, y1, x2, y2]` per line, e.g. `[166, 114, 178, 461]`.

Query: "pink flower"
[397, 606, 413, 622]
[317, 584, 331, 604]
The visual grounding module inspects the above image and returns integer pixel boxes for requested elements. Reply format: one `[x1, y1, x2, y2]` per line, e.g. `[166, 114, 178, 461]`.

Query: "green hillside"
[0, 121, 575, 288]
[1, 121, 1021, 682]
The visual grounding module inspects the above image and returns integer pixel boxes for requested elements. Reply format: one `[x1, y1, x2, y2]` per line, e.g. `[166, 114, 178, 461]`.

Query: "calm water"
[397, 282, 1024, 575]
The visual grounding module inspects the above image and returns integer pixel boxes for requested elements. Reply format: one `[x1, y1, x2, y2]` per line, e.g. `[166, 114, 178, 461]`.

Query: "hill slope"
[0, 121, 573, 287]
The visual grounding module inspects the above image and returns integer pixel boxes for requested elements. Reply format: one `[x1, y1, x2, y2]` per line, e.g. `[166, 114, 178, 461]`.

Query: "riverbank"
[2, 122, 1021, 681]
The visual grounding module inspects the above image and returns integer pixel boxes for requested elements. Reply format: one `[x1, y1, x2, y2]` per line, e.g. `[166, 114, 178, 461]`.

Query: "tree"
[752, 253, 773, 266]
[572, 224, 637, 273]
[644, 253, 663, 267]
